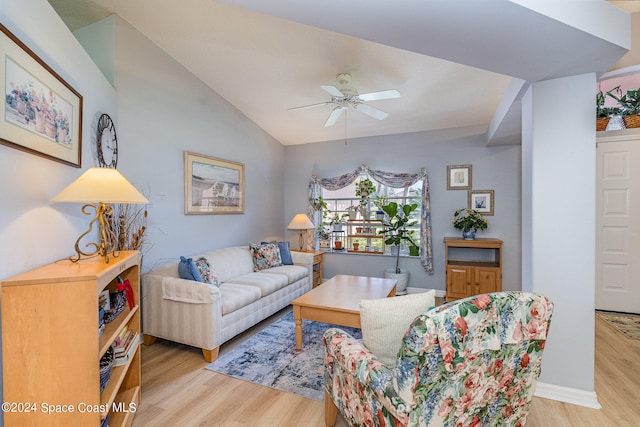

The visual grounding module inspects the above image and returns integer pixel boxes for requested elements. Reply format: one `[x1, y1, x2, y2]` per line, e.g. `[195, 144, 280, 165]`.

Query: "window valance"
[309, 164, 433, 274]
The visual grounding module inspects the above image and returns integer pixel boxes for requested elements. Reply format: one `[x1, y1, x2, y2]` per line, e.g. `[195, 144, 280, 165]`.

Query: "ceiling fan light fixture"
[289, 72, 400, 127]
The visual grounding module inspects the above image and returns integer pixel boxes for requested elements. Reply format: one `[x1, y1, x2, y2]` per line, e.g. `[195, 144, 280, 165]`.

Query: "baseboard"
[534, 382, 601, 409]
[406, 287, 446, 298]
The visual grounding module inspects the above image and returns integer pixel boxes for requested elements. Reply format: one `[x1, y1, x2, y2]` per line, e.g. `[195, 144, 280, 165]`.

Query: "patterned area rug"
[205, 309, 361, 401]
[597, 311, 640, 340]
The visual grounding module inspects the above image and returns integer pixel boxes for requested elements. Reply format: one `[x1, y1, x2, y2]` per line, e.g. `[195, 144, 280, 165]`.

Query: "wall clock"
[96, 113, 118, 168]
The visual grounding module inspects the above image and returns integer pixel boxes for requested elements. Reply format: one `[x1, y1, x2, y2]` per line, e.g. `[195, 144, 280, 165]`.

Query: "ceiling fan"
[289, 73, 400, 127]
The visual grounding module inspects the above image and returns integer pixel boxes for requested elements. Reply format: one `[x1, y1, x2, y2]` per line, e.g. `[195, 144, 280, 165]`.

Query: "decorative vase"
[462, 229, 476, 240]
[384, 268, 409, 295]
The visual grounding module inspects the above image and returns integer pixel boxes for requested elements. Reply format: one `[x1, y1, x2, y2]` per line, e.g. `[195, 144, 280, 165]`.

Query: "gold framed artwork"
[1, 23, 83, 167]
[184, 151, 244, 215]
[468, 190, 494, 216]
[447, 164, 472, 190]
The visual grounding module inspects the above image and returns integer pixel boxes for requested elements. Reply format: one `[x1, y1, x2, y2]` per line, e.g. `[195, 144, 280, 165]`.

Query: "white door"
[596, 133, 640, 314]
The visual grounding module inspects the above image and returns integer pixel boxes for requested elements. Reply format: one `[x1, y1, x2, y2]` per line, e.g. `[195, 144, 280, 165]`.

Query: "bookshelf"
[1, 251, 141, 426]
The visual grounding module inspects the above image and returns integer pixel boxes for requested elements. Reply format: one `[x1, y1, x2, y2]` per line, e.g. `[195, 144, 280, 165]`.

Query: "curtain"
[309, 164, 433, 274]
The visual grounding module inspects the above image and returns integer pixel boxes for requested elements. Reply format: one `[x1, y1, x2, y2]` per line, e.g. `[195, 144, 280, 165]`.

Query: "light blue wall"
[113, 17, 286, 271]
[283, 126, 522, 293]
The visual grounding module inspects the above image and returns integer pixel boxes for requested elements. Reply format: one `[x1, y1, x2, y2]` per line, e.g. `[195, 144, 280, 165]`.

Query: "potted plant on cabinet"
[607, 86, 640, 129]
[596, 89, 621, 131]
[378, 201, 418, 295]
[451, 208, 488, 240]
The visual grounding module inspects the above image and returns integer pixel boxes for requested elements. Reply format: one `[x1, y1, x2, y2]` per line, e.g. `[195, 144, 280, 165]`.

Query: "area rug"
[596, 311, 640, 340]
[205, 309, 361, 401]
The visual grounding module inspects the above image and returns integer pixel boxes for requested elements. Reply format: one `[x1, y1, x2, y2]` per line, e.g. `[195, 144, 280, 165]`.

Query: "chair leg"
[325, 389, 338, 427]
[202, 346, 220, 362]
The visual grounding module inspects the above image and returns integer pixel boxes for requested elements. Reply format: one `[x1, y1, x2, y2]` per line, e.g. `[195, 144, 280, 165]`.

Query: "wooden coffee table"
[291, 274, 397, 349]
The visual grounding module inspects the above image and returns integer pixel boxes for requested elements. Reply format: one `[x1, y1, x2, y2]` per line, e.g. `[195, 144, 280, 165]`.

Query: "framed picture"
[447, 164, 472, 190]
[468, 190, 494, 216]
[184, 151, 244, 215]
[1, 23, 82, 167]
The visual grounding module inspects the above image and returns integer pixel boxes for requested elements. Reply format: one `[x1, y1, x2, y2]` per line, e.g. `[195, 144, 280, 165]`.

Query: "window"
[320, 175, 422, 252]
[309, 164, 433, 274]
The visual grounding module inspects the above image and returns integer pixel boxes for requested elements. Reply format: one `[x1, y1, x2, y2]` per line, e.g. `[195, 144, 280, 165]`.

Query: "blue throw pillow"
[278, 241, 293, 265]
[261, 241, 293, 265]
[178, 256, 204, 282]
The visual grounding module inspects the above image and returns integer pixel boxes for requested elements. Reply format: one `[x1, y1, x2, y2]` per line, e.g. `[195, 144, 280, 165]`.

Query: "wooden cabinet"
[293, 250, 324, 287]
[444, 238, 503, 301]
[1, 251, 141, 426]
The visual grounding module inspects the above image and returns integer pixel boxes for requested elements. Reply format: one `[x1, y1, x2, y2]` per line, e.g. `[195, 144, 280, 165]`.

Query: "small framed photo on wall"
[468, 190, 494, 215]
[447, 164, 472, 190]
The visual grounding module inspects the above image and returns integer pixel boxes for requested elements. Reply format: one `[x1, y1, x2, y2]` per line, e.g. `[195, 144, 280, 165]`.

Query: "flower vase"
[462, 229, 476, 240]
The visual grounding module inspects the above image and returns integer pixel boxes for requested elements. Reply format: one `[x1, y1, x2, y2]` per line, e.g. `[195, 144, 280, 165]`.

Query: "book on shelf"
[113, 329, 136, 355]
[113, 333, 139, 367]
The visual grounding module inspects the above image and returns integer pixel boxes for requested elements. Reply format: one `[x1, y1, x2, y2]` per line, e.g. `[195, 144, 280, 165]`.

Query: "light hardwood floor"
[133, 306, 640, 427]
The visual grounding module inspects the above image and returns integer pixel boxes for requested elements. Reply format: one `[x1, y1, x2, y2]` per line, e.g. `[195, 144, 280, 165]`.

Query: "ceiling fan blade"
[324, 106, 346, 127]
[320, 85, 345, 98]
[358, 89, 401, 101]
[288, 101, 332, 111]
[353, 103, 389, 120]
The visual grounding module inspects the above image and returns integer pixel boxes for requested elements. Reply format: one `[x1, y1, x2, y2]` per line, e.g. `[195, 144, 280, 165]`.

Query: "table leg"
[293, 304, 303, 349]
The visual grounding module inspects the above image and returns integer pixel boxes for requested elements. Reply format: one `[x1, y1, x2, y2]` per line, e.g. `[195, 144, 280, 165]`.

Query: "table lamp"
[51, 167, 149, 263]
[287, 213, 314, 250]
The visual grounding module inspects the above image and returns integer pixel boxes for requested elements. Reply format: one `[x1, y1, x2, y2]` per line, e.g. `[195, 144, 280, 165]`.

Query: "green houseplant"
[378, 202, 418, 294]
[596, 89, 621, 131]
[607, 86, 640, 128]
[452, 208, 488, 240]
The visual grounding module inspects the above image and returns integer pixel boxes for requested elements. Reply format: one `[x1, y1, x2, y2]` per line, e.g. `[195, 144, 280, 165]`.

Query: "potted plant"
[378, 202, 418, 295]
[607, 86, 640, 129]
[346, 204, 359, 220]
[596, 89, 621, 131]
[451, 208, 488, 240]
[373, 195, 388, 220]
[328, 213, 348, 231]
[355, 178, 376, 216]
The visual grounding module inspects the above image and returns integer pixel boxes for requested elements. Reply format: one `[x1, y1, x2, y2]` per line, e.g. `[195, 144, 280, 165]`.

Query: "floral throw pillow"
[249, 242, 282, 271]
[193, 257, 221, 286]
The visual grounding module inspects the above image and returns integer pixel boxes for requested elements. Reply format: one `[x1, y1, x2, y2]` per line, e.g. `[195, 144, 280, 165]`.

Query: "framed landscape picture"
[447, 164, 472, 190]
[184, 151, 244, 215]
[468, 190, 494, 216]
[1, 23, 82, 167]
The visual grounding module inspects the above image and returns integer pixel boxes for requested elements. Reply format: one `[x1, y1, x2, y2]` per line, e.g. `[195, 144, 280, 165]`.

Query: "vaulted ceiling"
[49, 1, 632, 146]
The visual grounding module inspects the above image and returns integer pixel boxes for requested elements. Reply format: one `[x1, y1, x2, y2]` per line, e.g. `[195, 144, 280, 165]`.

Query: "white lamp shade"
[287, 213, 314, 230]
[51, 167, 149, 204]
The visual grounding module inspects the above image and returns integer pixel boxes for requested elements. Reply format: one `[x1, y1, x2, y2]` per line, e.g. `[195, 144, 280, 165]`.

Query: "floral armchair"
[323, 291, 553, 427]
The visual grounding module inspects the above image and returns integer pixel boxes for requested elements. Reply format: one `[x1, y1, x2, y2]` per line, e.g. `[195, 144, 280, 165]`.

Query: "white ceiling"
[49, 0, 633, 146]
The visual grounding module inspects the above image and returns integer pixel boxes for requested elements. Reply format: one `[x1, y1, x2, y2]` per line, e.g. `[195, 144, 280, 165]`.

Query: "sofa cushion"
[359, 290, 436, 367]
[262, 241, 293, 265]
[226, 272, 289, 297]
[261, 265, 308, 283]
[218, 283, 262, 315]
[194, 257, 221, 286]
[200, 246, 254, 282]
[178, 256, 202, 281]
[249, 242, 282, 271]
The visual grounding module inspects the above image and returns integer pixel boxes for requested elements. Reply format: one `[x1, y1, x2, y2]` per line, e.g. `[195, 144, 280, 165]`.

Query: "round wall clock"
[96, 113, 118, 168]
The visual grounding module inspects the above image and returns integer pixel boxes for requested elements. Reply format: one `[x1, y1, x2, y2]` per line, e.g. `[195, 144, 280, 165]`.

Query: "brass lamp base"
[70, 202, 119, 263]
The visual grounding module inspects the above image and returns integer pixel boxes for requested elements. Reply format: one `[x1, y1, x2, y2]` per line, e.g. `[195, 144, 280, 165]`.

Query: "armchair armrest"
[323, 328, 410, 425]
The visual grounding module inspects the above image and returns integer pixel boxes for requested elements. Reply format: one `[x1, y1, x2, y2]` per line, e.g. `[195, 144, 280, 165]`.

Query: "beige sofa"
[141, 246, 313, 361]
